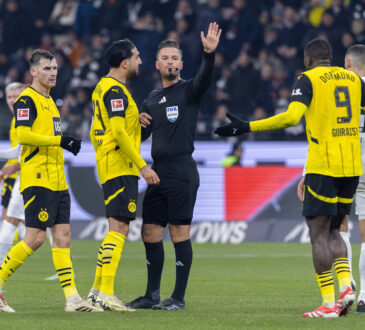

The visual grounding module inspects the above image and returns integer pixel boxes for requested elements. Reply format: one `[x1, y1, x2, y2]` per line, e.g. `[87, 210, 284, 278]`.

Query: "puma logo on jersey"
[19, 98, 27, 104]
[159, 96, 166, 104]
[111, 88, 119, 93]
[291, 88, 302, 96]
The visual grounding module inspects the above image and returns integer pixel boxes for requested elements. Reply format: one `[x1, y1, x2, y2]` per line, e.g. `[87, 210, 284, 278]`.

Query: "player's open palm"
[201, 22, 222, 53]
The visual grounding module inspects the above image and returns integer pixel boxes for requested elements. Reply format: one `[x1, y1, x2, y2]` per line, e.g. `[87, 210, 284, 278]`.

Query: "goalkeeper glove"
[214, 112, 251, 136]
[60, 136, 82, 156]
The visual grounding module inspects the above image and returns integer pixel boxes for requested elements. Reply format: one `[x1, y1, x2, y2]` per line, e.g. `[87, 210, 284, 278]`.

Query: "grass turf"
[1, 241, 364, 329]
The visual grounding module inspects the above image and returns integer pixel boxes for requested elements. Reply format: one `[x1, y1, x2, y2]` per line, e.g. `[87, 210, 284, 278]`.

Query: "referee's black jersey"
[141, 52, 215, 163]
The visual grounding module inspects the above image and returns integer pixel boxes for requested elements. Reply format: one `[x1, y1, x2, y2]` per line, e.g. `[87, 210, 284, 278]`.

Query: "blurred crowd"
[0, 0, 364, 142]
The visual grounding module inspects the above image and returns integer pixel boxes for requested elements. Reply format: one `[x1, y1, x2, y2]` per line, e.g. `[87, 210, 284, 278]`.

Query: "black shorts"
[23, 187, 70, 228]
[303, 174, 359, 217]
[142, 158, 200, 227]
[102, 175, 138, 220]
[1, 178, 16, 208]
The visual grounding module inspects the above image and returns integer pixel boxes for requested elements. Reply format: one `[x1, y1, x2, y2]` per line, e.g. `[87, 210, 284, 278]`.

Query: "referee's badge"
[166, 106, 179, 123]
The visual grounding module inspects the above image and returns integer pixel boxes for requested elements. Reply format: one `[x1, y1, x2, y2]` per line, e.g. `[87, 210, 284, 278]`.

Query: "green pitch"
[1, 241, 365, 329]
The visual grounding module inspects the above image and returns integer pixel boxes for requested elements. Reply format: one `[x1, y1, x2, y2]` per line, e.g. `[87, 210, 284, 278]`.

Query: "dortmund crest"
[38, 208, 49, 222]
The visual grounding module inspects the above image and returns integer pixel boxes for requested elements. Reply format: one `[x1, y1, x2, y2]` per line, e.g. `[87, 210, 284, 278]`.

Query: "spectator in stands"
[226, 50, 259, 117]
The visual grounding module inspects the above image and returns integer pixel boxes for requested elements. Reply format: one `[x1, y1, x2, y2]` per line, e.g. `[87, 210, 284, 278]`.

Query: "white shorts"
[355, 182, 365, 220]
[6, 175, 25, 221]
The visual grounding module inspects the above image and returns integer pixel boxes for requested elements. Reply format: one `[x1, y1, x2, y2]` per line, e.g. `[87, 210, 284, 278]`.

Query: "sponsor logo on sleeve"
[291, 88, 302, 96]
[166, 106, 179, 123]
[111, 99, 124, 112]
[17, 108, 30, 120]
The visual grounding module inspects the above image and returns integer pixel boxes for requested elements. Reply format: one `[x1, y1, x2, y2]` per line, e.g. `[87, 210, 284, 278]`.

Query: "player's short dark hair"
[345, 44, 365, 67]
[156, 39, 182, 59]
[29, 49, 54, 67]
[304, 38, 332, 62]
[106, 39, 136, 68]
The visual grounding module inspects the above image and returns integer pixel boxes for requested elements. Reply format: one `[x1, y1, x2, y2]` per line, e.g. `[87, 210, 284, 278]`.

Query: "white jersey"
[360, 77, 365, 183]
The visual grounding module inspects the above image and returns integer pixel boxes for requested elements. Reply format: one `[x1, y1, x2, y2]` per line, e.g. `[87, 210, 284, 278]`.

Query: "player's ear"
[155, 60, 160, 71]
[30, 67, 37, 79]
[180, 61, 183, 71]
[121, 59, 128, 70]
[344, 57, 351, 70]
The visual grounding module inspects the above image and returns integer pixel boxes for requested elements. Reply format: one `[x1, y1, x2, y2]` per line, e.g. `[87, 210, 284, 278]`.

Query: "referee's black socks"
[171, 239, 193, 302]
[144, 241, 164, 301]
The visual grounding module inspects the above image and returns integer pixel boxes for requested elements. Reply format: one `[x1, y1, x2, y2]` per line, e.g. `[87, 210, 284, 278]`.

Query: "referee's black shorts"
[303, 174, 359, 217]
[22, 187, 70, 228]
[142, 157, 200, 227]
[1, 177, 16, 208]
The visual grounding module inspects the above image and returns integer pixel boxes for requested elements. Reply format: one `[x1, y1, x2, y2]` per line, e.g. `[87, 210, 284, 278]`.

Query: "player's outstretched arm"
[215, 102, 306, 137]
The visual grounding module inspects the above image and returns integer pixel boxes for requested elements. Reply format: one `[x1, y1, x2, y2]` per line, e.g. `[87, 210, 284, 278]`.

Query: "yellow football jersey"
[14, 87, 67, 192]
[294, 67, 363, 177]
[91, 77, 144, 184]
[3, 117, 19, 179]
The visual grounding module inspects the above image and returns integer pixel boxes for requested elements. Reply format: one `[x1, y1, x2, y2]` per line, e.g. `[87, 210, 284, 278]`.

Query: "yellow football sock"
[0, 240, 34, 286]
[333, 257, 351, 288]
[52, 248, 78, 299]
[13, 229, 18, 244]
[100, 231, 125, 296]
[316, 270, 335, 306]
[91, 244, 104, 291]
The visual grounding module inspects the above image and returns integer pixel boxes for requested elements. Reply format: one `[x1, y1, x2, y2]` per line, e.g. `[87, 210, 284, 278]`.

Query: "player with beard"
[127, 22, 221, 311]
[86, 39, 159, 311]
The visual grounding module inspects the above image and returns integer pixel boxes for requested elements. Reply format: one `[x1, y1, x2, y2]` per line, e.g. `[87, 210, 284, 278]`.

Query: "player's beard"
[128, 68, 139, 79]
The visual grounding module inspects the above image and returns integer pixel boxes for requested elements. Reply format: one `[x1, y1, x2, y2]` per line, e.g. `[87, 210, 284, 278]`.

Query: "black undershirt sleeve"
[191, 52, 215, 101]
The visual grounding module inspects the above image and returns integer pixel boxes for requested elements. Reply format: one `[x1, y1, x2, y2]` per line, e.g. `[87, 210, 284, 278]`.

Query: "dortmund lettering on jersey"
[91, 77, 142, 183]
[291, 66, 365, 177]
[14, 87, 67, 192]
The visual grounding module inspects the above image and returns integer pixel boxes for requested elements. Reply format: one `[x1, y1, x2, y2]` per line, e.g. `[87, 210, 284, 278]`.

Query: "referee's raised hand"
[60, 136, 82, 156]
[140, 165, 160, 185]
[201, 22, 222, 53]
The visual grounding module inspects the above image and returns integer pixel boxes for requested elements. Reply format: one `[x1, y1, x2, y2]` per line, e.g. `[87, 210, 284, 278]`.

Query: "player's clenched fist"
[60, 136, 82, 155]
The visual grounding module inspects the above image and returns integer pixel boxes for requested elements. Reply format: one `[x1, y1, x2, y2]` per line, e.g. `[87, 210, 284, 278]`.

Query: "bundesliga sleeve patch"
[17, 108, 30, 120]
[111, 99, 124, 112]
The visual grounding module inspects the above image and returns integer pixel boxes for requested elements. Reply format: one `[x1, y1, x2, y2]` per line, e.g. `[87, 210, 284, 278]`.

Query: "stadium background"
[0, 0, 364, 242]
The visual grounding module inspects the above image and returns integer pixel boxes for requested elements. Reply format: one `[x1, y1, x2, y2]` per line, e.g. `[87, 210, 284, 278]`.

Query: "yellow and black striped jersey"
[291, 66, 365, 177]
[91, 77, 145, 184]
[14, 87, 67, 192]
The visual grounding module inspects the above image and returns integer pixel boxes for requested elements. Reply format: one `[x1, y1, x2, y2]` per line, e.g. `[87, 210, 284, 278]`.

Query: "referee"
[127, 22, 221, 310]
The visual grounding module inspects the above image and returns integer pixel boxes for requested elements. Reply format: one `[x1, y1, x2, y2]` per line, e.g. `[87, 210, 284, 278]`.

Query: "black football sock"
[171, 239, 193, 302]
[144, 241, 164, 301]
